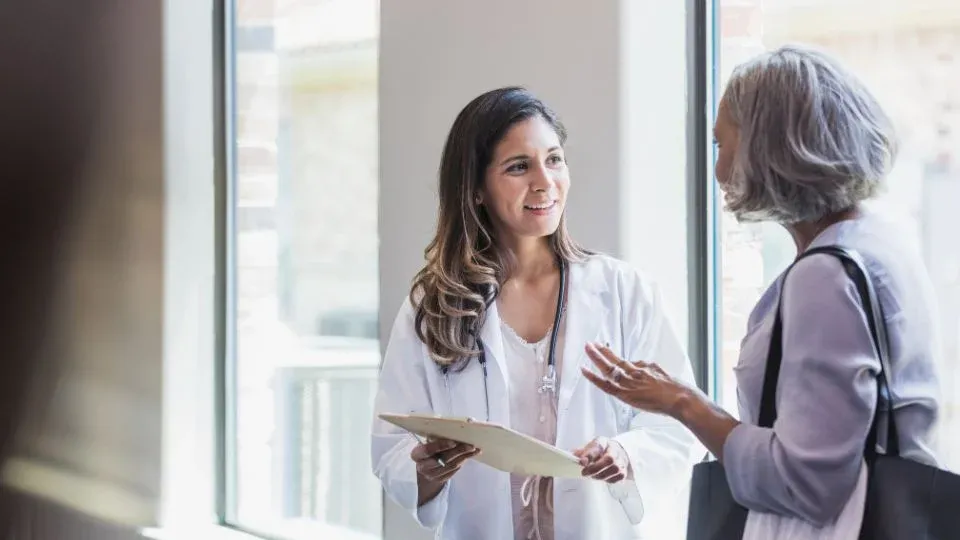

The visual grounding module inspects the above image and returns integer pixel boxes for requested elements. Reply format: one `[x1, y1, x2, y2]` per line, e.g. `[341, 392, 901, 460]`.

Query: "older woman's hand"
[580, 342, 691, 417]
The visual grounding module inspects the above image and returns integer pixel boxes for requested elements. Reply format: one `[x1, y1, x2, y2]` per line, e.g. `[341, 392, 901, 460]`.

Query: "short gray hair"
[723, 44, 897, 224]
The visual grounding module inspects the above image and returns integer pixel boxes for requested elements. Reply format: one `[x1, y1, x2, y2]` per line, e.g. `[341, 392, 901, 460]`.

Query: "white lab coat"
[371, 254, 703, 539]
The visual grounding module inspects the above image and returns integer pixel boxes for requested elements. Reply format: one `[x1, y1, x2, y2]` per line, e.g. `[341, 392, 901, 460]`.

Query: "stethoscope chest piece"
[538, 365, 557, 395]
[538, 259, 567, 397]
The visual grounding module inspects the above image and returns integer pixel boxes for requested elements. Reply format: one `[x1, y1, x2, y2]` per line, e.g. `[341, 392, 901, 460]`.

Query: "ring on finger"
[609, 366, 625, 383]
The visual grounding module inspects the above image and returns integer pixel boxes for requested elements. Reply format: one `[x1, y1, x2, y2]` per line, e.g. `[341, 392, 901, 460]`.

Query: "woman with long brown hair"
[371, 87, 701, 539]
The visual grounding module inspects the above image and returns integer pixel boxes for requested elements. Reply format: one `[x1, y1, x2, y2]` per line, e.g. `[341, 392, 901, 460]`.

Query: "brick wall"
[235, 0, 280, 330]
[233, 0, 380, 336]
[237, 0, 274, 24]
[279, 80, 378, 336]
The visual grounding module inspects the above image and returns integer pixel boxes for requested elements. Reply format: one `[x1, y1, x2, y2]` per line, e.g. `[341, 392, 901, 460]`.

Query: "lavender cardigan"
[722, 211, 941, 526]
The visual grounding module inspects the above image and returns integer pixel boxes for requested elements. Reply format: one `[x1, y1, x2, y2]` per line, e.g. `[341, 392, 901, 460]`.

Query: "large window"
[712, 0, 960, 471]
[225, 0, 382, 538]
[216, 1, 958, 538]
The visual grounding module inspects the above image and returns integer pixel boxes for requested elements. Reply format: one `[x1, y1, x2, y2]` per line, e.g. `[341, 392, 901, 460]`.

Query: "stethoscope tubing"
[458, 260, 568, 422]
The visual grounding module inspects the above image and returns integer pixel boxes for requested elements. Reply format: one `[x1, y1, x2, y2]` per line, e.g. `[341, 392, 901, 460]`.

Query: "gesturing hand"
[574, 436, 632, 483]
[411, 438, 480, 484]
[580, 342, 691, 417]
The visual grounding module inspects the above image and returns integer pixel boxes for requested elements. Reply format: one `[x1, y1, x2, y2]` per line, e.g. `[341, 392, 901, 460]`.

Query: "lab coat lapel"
[557, 262, 608, 421]
[477, 301, 510, 424]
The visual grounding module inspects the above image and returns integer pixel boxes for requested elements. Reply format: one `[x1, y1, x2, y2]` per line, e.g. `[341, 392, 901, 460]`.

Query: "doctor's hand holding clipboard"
[409, 436, 479, 506]
[370, 87, 704, 540]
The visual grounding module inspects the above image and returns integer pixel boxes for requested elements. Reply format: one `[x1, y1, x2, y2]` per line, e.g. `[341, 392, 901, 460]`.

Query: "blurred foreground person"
[0, 1, 119, 538]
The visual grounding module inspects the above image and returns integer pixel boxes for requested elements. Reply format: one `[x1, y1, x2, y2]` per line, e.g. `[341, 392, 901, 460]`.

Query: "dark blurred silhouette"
[0, 1, 97, 466]
[0, 1, 120, 537]
[0, 0, 171, 534]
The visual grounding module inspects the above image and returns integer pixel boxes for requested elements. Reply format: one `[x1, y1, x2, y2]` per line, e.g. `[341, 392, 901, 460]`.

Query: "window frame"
[686, 0, 721, 398]
[214, 0, 239, 529]
[215, 2, 383, 538]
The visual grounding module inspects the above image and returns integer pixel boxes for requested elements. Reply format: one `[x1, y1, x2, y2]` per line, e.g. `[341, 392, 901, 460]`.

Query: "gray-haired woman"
[582, 44, 942, 528]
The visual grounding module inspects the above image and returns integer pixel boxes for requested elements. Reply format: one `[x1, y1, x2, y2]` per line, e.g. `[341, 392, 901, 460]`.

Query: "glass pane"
[713, 0, 960, 470]
[230, 0, 381, 538]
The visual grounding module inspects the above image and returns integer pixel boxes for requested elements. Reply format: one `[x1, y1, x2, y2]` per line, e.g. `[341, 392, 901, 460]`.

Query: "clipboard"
[379, 413, 585, 479]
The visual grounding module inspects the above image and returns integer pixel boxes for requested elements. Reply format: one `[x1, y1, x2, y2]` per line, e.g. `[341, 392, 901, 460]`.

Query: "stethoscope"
[443, 259, 568, 422]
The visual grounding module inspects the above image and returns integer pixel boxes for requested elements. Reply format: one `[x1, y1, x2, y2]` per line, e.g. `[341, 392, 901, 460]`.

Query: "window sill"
[141, 525, 266, 540]
[142, 523, 381, 540]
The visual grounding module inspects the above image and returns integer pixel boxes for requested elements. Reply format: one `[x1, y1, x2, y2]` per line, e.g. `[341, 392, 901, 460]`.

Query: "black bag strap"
[757, 245, 899, 459]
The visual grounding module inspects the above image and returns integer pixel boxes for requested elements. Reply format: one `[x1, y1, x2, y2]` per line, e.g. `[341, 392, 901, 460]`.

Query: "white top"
[500, 316, 567, 540]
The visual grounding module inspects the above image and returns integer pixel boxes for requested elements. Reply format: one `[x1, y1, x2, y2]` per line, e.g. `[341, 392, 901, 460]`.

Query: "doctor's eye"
[546, 154, 565, 166]
[506, 161, 529, 174]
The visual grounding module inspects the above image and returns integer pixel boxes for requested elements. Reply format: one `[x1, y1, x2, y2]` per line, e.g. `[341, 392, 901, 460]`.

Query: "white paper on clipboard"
[378, 413, 585, 479]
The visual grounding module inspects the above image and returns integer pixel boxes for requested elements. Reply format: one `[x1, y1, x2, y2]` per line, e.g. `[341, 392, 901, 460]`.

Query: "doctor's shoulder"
[382, 285, 469, 369]
[574, 252, 664, 307]
[379, 292, 433, 368]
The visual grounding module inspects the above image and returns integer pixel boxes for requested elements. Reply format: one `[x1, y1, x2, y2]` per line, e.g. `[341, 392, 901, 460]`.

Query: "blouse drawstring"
[520, 475, 554, 540]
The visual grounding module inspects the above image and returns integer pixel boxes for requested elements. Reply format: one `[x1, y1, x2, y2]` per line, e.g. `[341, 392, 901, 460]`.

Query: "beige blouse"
[500, 316, 566, 540]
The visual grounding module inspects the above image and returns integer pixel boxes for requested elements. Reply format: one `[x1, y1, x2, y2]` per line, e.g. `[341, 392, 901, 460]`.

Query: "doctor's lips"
[523, 200, 558, 215]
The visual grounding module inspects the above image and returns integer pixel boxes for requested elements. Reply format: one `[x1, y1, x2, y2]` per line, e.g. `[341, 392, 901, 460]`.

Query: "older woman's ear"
[719, 44, 896, 225]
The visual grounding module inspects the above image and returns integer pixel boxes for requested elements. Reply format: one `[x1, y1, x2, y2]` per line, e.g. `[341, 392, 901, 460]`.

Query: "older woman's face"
[713, 96, 739, 195]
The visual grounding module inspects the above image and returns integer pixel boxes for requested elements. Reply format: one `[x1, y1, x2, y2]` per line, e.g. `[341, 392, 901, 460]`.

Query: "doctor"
[371, 86, 702, 539]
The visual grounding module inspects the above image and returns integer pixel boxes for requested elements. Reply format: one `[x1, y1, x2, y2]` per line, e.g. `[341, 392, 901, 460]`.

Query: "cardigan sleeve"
[722, 254, 879, 526]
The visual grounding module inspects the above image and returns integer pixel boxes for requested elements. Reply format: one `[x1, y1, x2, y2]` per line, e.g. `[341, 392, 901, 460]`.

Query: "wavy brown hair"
[410, 87, 589, 369]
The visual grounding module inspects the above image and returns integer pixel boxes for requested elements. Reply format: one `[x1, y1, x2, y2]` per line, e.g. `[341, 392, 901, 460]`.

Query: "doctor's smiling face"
[416, 87, 586, 366]
[478, 115, 569, 243]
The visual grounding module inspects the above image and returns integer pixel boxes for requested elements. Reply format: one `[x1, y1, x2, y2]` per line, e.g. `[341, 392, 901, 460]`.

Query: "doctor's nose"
[529, 165, 555, 191]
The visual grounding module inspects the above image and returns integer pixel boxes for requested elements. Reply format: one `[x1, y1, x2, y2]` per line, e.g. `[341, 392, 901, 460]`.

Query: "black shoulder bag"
[687, 245, 960, 540]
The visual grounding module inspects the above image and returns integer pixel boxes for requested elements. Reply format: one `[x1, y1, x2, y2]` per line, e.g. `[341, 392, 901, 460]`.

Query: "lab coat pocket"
[616, 403, 635, 433]
[555, 477, 580, 494]
[599, 336, 635, 430]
